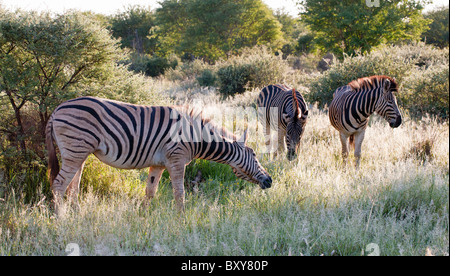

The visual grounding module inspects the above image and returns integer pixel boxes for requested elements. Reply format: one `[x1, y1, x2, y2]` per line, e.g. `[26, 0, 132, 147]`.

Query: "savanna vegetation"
[0, 0, 448, 256]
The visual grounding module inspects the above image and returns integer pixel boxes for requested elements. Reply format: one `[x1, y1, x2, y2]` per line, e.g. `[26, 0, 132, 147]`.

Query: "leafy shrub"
[164, 59, 213, 81]
[196, 69, 216, 87]
[422, 6, 449, 48]
[216, 64, 252, 96]
[128, 54, 178, 77]
[402, 64, 449, 118]
[216, 46, 289, 97]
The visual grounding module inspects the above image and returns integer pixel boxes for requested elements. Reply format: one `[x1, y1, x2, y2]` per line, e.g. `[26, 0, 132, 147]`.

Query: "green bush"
[128, 54, 178, 77]
[216, 45, 289, 97]
[217, 64, 252, 96]
[196, 69, 217, 87]
[164, 59, 213, 81]
[402, 64, 449, 119]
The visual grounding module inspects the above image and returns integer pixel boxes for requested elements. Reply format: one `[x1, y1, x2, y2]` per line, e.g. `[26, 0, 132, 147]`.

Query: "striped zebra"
[328, 75, 402, 168]
[46, 96, 272, 213]
[257, 84, 309, 161]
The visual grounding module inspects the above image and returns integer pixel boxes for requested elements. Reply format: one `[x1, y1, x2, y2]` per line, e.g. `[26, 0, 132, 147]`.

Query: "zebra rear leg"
[145, 166, 165, 200]
[53, 156, 89, 216]
[66, 161, 86, 212]
[165, 161, 187, 212]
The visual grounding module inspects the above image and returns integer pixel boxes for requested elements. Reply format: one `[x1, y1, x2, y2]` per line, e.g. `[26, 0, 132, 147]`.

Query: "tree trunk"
[5, 90, 27, 152]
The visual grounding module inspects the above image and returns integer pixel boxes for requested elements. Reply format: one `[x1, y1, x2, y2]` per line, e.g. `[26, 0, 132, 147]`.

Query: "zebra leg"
[263, 123, 272, 159]
[52, 157, 88, 216]
[353, 131, 366, 169]
[339, 132, 350, 167]
[145, 166, 165, 200]
[275, 130, 286, 158]
[66, 161, 86, 211]
[166, 162, 187, 211]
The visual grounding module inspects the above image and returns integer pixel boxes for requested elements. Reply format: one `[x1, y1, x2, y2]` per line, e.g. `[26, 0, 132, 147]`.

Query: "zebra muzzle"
[389, 115, 402, 128]
[260, 175, 272, 189]
[287, 150, 297, 161]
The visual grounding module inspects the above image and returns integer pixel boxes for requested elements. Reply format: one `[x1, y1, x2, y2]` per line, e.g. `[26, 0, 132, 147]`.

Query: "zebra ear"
[300, 109, 309, 122]
[384, 79, 391, 93]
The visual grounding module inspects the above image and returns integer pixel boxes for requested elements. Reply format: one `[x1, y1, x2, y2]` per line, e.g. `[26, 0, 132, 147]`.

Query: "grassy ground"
[0, 89, 448, 256]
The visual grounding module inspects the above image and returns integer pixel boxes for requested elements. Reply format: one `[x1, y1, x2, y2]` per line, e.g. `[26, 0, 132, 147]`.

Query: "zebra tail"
[349, 134, 355, 151]
[46, 117, 59, 188]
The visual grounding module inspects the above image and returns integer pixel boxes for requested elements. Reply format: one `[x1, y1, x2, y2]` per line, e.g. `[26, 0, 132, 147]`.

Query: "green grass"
[0, 94, 448, 256]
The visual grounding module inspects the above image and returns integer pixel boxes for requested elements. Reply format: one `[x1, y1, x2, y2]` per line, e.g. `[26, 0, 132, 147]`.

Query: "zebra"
[328, 75, 402, 168]
[46, 96, 272, 213]
[257, 84, 309, 161]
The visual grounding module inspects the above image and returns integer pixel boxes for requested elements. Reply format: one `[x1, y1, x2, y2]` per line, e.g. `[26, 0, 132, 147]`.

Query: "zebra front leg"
[263, 123, 272, 159]
[145, 166, 165, 200]
[339, 132, 350, 167]
[275, 130, 286, 159]
[166, 161, 187, 211]
[353, 131, 366, 169]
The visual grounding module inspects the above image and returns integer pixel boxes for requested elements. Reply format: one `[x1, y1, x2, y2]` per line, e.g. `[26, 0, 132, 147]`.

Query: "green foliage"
[296, 33, 316, 54]
[0, 10, 124, 154]
[109, 5, 157, 54]
[196, 69, 217, 87]
[422, 6, 449, 48]
[305, 42, 449, 119]
[274, 9, 308, 57]
[217, 64, 252, 96]
[298, 0, 432, 57]
[126, 53, 178, 77]
[402, 64, 449, 118]
[155, 0, 283, 62]
[216, 46, 290, 97]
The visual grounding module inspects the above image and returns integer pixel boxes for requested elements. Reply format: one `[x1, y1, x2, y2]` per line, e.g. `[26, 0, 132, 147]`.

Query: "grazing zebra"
[46, 97, 272, 213]
[257, 84, 309, 161]
[328, 75, 402, 168]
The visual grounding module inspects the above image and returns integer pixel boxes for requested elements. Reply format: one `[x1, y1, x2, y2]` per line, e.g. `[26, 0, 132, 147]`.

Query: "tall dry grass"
[0, 87, 448, 256]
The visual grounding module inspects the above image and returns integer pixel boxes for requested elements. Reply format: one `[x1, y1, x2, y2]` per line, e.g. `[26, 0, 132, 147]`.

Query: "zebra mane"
[348, 75, 398, 92]
[174, 105, 238, 142]
[292, 88, 300, 118]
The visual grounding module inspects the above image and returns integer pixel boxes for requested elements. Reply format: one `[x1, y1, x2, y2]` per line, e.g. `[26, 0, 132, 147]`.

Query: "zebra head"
[282, 89, 308, 161]
[231, 130, 272, 189]
[376, 78, 402, 128]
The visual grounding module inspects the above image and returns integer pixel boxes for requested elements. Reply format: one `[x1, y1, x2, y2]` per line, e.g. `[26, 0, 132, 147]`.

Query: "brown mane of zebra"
[348, 75, 398, 92]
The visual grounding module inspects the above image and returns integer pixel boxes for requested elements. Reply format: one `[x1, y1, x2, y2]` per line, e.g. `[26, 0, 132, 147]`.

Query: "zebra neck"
[193, 140, 238, 165]
[353, 88, 381, 119]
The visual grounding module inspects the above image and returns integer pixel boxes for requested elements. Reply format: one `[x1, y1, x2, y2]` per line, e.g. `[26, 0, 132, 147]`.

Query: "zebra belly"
[93, 144, 167, 170]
